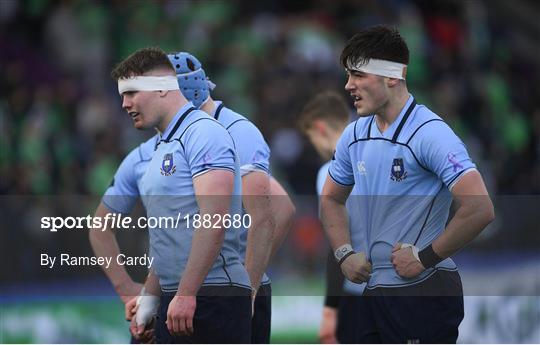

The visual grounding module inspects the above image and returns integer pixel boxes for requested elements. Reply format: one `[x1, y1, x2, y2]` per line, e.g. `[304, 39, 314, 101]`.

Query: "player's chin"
[132, 119, 146, 130]
[354, 105, 370, 117]
[356, 109, 372, 117]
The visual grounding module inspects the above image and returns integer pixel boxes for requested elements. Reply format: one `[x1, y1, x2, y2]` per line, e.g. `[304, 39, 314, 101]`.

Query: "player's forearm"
[89, 203, 134, 294]
[432, 195, 494, 259]
[320, 196, 351, 251]
[143, 269, 161, 296]
[89, 229, 133, 290]
[244, 204, 275, 291]
[269, 197, 295, 258]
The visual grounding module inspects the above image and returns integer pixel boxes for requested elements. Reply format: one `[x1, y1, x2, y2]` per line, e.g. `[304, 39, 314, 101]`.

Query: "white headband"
[117, 76, 180, 94]
[347, 58, 406, 80]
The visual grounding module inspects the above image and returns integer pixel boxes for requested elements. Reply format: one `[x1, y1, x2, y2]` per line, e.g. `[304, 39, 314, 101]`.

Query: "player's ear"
[387, 78, 400, 87]
[387, 66, 406, 87]
[314, 120, 327, 136]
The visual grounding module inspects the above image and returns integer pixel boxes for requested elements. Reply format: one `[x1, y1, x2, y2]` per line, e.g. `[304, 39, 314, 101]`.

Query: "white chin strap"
[347, 58, 406, 80]
[118, 76, 180, 94]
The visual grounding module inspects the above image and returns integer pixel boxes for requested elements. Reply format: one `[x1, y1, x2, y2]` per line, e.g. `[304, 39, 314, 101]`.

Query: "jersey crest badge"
[390, 158, 407, 182]
[160, 153, 176, 176]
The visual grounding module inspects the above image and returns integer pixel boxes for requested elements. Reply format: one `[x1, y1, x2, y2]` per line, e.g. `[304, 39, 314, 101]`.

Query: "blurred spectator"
[2, 0, 537, 197]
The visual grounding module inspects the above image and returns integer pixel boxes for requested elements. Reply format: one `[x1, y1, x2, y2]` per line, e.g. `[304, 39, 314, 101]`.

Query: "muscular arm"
[142, 268, 161, 295]
[89, 202, 141, 303]
[177, 169, 234, 296]
[166, 169, 235, 336]
[320, 176, 352, 252]
[243, 172, 275, 291]
[268, 177, 295, 258]
[393, 171, 495, 278]
[432, 170, 495, 258]
[320, 176, 371, 283]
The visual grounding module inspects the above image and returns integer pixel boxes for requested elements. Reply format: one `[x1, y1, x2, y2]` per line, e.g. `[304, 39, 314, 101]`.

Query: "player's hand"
[135, 293, 160, 329]
[130, 315, 155, 343]
[391, 242, 425, 278]
[340, 252, 371, 283]
[319, 306, 339, 344]
[119, 281, 144, 305]
[167, 294, 196, 337]
[125, 295, 138, 321]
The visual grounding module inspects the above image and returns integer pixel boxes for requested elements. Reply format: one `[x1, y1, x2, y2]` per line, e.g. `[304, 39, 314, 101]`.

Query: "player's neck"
[200, 97, 216, 116]
[157, 93, 189, 133]
[374, 90, 409, 132]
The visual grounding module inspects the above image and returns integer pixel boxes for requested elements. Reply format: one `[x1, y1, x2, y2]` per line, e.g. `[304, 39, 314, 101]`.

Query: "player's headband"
[117, 76, 180, 94]
[346, 58, 406, 80]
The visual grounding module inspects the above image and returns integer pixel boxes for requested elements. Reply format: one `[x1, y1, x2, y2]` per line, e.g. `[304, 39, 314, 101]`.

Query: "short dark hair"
[298, 91, 350, 133]
[111, 47, 175, 80]
[340, 25, 409, 69]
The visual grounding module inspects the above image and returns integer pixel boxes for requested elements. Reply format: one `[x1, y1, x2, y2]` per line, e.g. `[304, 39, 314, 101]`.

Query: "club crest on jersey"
[160, 153, 176, 176]
[390, 158, 407, 182]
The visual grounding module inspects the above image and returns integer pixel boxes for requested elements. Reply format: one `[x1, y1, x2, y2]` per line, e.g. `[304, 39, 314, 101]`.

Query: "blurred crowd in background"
[1, 0, 539, 284]
[1, 0, 539, 197]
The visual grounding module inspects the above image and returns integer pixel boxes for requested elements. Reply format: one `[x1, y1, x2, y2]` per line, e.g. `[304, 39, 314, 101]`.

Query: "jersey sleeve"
[102, 148, 141, 214]
[415, 121, 476, 190]
[228, 121, 271, 176]
[183, 119, 237, 177]
[328, 123, 355, 186]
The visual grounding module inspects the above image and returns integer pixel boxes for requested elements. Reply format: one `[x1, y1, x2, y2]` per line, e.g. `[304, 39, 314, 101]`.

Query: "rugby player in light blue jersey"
[110, 47, 252, 343]
[298, 91, 368, 343]
[91, 48, 294, 344]
[167, 51, 295, 344]
[320, 26, 494, 343]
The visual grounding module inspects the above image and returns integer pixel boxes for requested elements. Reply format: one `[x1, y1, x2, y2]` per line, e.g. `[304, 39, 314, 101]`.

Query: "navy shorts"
[337, 294, 379, 343]
[154, 286, 252, 344]
[362, 270, 464, 343]
[252, 283, 272, 343]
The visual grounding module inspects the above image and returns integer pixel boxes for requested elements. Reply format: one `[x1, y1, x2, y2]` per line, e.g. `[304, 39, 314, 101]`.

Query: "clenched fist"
[340, 252, 372, 283]
[391, 243, 425, 278]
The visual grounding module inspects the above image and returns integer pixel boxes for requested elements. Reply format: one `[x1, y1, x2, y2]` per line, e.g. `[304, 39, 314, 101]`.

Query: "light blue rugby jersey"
[328, 95, 476, 289]
[139, 102, 250, 292]
[212, 101, 272, 285]
[102, 134, 159, 214]
[317, 162, 365, 295]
